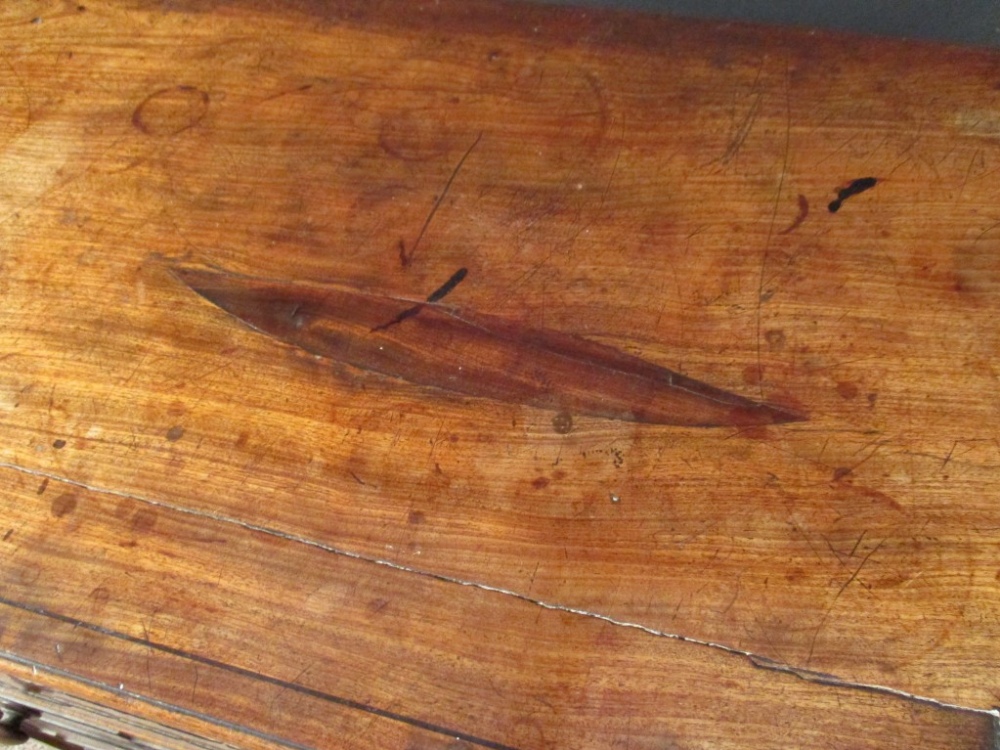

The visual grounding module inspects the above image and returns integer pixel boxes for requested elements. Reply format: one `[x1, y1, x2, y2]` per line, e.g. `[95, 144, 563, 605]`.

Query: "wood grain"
[1, 468, 994, 749]
[0, 0, 999, 745]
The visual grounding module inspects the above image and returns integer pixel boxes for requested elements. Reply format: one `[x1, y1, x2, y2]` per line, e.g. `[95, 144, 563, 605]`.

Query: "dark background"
[529, 0, 1000, 48]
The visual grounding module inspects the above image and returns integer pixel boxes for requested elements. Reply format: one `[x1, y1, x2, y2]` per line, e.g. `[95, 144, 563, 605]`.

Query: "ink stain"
[832, 467, 853, 482]
[552, 411, 573, 434]
[372, 268, 469, 333]
[52, 439, 66, 449]
[532, 476, 550, 490]
[165, 425, 185, 442]
[828, 177, 877, 213]
[371, 304, 423, 333]
[408, 510, 425, 525]
[426, 267, 468, 303]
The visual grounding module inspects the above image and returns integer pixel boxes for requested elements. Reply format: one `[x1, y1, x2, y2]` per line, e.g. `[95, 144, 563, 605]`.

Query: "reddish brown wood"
[1, 0, 999, 745]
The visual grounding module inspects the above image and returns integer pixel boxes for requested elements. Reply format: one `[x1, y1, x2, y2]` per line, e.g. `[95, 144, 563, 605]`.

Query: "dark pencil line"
[401, 132, 483, 267]
[0, 596, 522, 750]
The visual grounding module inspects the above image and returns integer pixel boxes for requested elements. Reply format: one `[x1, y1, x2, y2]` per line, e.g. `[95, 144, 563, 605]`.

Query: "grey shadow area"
[528, 0, 1000, 48]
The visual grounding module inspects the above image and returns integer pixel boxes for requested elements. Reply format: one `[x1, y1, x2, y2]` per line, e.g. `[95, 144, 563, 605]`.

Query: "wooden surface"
[1, 0, 999, 747]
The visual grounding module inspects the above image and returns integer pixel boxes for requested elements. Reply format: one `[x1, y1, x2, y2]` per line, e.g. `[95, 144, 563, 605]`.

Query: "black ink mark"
[780, 194, 809, 234]
[371, 304, 423, 333]
[828, 177, 877, 213]
[399, 132, 483, 268]
[372, 268, 470, 333]
[426, 267, 467, 303]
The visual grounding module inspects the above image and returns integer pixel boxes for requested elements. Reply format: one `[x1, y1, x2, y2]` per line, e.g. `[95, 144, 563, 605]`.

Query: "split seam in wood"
[0, 461, 993, 721]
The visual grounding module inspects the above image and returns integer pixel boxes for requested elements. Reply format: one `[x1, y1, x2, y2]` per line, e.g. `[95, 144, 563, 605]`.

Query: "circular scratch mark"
[132, 85, 210, 137]
[378, 110, 455, 162]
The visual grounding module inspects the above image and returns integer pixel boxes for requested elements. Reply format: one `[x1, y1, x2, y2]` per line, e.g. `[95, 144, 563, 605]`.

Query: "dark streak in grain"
[174, 266, 806, 428]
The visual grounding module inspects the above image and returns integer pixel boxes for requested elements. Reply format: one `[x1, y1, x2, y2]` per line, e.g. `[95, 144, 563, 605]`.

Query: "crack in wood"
[0, 460, 991, 719]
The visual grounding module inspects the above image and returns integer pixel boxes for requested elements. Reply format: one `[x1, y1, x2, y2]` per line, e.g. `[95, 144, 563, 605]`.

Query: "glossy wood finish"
[1, 0, 999, 747]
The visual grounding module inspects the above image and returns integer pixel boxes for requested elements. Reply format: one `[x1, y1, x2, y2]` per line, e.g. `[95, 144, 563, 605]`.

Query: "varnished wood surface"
[1, 0, 999, 747]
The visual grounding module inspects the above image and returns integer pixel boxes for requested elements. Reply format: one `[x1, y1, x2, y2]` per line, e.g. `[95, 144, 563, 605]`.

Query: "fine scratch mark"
[600, 113, 625, 211]
[720, 92, 762, 166]
[705, 59, 766, 169]
[807, 537, 885, 665]
[754, 60, 792, 398]
[399, 132, 483, 268]
[0, 460, 987, 720]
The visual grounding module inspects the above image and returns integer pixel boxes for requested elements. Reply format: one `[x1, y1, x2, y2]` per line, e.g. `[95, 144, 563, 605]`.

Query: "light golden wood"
[0, 0, 999, 746]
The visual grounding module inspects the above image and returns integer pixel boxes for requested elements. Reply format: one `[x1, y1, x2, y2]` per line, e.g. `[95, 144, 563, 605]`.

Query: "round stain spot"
[131, 509, 158, 533]
[836, 381, 860, 400]
[51, 439, 66, 449]
[165, 425, 185, 442]
[51, 492, 78, 518]
[764, 329, 786, 351]
[552, 411, 573, 434]
[132, 85, 210, 137]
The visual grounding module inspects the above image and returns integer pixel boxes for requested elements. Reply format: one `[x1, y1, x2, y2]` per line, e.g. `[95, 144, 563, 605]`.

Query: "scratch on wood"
[399, 132, 483, 268]
[754, 60, 792, 399]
